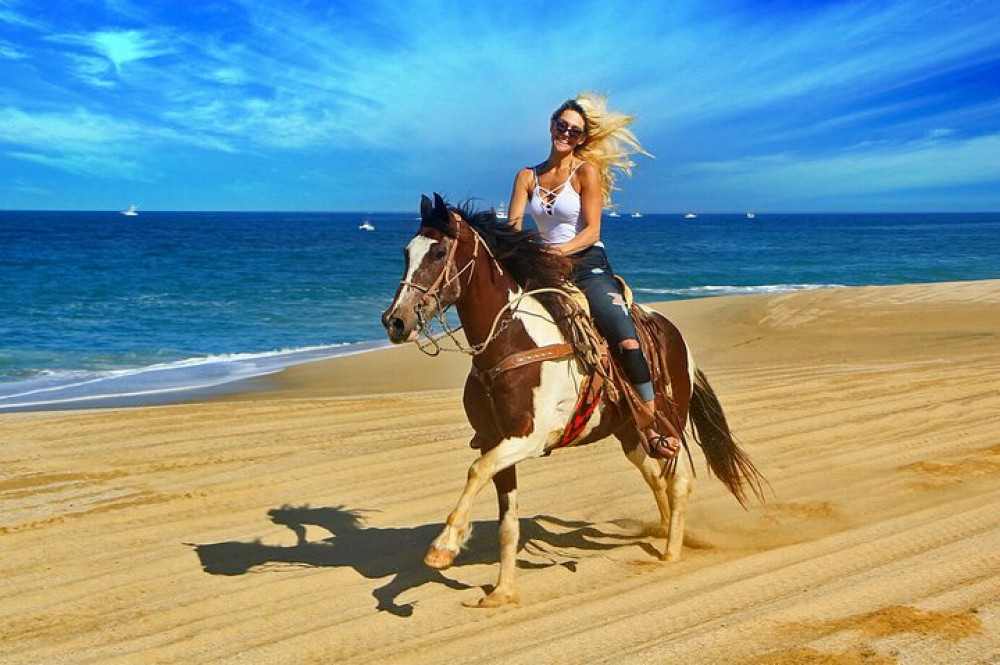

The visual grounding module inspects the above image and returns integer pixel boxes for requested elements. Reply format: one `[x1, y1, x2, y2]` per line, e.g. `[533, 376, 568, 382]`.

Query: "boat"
[494, 203, 508, 221]
[683, 213, 697, 219]
[358, 220, 375, 231]
[121, 204, 139, 217]
[607, 210, 621, 218]
[630, 212, 643, 218]
[746, 211, 756, 219]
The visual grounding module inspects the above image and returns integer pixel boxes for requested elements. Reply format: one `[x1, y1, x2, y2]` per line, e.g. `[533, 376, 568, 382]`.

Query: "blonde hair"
[553, 91, 652, 206]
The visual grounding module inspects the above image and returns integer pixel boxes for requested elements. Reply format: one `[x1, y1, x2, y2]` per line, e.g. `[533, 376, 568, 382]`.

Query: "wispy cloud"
[0, 37, 26, 59]
[48, 28, 174, 87]
[0, 0, 998, 210]
[0, 106, 235, 178]
[8, 149, 147, 180]
[678, 131, 1000, 209]
[0, 0, 44, 29]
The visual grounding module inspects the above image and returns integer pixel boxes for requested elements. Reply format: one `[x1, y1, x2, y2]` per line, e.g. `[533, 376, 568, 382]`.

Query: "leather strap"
[480, 343, 575, 382]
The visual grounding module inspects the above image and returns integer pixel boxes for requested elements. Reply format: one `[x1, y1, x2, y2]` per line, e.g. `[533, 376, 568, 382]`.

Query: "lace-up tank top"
[528, 162, 585, 245]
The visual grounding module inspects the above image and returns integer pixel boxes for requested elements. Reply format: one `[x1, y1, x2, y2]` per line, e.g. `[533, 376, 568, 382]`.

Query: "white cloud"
[7, 149, 147, 180]
[0, 0, 43, 29]
[0, 106, 237, 179]
[680, 132, 1000, 205]
[50, 29, 174, 82]
[209, 67, 248, 85]
[0, 38, 26, 59]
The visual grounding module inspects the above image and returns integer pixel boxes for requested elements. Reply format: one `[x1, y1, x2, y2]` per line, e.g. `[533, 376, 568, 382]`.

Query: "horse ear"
[430, 192, 457, 237]
[420, 195, 432, 223]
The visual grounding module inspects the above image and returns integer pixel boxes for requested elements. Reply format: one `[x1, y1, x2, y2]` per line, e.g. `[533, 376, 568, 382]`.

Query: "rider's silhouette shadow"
[189, 505, 655, 617]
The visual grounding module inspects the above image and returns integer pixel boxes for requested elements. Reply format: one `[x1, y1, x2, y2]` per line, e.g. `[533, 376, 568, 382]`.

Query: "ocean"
[2, 210, 998, 411]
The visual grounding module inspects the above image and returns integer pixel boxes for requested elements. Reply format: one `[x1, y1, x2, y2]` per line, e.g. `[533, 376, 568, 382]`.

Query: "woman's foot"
[645, 429, 681, 458]
[640, 398, 680, 458]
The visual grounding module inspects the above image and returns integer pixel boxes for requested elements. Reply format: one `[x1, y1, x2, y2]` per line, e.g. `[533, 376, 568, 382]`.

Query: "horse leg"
[464, 465, 519, 608]
[662, 454, 694, 561]
[619, 428, 694, 561]
[425, 439, 529, 572]
[619, 430, 672, 545]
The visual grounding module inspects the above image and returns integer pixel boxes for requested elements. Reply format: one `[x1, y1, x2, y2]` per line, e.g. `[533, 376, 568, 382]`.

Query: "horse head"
[381, 193, 464, 344]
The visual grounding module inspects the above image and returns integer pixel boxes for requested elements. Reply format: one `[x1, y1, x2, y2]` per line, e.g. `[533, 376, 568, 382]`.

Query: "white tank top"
[528, 163, 584, 245]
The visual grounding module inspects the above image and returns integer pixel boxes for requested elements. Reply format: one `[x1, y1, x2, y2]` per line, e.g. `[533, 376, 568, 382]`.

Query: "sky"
[1, 0, 999, 213]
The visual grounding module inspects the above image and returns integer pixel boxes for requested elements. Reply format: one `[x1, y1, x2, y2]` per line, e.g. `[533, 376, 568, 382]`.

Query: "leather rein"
[399, 219, 575, 379]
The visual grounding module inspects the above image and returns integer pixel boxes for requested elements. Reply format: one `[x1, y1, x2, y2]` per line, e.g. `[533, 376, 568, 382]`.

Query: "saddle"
[552, 278, 685, 458]
[473, 277, 685, 459]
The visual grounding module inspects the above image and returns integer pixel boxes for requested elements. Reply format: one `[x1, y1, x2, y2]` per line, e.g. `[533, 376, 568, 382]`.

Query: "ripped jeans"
[572, 244, 655, 402]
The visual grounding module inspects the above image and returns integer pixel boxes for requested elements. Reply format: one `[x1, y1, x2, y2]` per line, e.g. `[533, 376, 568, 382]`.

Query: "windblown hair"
[555, 91, 652, 206]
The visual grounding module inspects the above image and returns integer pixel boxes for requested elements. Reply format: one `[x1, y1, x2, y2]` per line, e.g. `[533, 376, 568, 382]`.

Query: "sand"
[1, 280, 998, 665]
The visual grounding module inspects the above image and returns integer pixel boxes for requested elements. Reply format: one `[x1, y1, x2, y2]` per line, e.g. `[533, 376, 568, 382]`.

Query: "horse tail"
[688, 367, 766, 507]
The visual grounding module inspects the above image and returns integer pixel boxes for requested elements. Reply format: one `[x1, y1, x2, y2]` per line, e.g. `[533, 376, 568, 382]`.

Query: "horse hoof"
[424, 547, 457, 570]
[463, 591, 518, 608]
[660, 551, 682, 563]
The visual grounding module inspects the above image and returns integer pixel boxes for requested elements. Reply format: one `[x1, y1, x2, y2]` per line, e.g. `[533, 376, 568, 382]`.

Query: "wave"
[634, 283, 847, 298]
[0, 341, 389, 412]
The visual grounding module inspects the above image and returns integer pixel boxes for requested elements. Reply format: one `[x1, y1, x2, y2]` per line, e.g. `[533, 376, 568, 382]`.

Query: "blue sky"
[1, 0, 998, 212]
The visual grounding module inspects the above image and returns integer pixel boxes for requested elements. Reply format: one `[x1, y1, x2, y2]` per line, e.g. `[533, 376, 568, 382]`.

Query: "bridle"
[398, 217, 507, 356]
[397, 214, 586, 362]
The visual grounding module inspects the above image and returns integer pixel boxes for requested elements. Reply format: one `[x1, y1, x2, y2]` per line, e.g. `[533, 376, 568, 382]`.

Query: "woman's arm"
[507, 167, 532, 231]
[552, 161, 602, 255]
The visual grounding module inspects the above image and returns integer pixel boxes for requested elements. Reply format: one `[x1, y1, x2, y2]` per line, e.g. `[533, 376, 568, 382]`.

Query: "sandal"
[645, 430, 681, 459]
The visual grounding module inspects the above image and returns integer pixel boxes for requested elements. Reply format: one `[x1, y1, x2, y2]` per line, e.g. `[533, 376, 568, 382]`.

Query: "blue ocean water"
[1, 210, 998, 411]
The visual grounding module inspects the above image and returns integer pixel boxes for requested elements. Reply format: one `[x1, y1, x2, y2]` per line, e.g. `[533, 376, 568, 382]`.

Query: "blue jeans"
[572, 245, 655, 402]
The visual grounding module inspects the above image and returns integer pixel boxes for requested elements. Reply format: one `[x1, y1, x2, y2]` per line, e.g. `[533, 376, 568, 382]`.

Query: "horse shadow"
[189, 505, 655, 617]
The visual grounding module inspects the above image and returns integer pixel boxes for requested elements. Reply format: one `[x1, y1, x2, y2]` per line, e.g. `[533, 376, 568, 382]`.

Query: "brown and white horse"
[382, 194, 762, 607]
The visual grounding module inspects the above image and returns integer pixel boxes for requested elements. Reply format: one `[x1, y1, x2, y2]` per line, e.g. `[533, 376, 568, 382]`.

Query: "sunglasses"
[552, 118, 586, 141]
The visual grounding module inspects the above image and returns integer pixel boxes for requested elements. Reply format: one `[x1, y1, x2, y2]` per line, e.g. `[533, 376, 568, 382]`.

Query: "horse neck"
[452, 226, 518, 348]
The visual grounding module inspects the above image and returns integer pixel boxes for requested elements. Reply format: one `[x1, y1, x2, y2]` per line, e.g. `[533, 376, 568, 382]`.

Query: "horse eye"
[433, 249, 447, 260]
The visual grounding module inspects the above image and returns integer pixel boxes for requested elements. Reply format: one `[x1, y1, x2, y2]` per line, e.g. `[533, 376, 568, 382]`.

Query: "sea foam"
[0, 342, 387, 412]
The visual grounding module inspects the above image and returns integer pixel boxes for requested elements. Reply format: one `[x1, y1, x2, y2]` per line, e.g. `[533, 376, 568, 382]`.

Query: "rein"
[401, 220, 520, 358]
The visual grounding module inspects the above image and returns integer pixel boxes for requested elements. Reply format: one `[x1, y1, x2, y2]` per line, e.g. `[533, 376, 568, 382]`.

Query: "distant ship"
[631, 212, 643, 218]
[358, 220, 375, 231]
[121, 204, 139, 217]
[683, 212, 697, 219]
[746, 211, 756, 219]
[494, 203, 508, 221]
[607, 210, 621, 218]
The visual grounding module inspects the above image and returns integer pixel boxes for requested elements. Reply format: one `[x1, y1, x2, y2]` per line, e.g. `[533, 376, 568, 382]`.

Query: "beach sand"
[2, 280, 998, 664]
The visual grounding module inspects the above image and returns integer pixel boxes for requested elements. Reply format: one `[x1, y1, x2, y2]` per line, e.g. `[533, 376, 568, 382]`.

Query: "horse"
[381, 193, 763, 607]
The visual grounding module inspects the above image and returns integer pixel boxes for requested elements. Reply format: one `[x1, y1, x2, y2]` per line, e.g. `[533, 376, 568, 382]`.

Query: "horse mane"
[449, 201, 579, 329]
[450, 201, 575, 290]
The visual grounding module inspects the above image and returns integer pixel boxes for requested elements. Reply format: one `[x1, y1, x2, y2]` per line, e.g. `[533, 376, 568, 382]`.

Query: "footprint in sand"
[900, 446, 1000, 489]
[755, 605, 983, 665]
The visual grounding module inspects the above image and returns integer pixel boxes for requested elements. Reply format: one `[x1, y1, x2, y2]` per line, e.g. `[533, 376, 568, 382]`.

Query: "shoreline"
[4, 276, 998, 413]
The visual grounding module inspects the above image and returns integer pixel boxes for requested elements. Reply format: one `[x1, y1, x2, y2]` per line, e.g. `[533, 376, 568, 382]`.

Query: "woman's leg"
[574, 249, 680, 457]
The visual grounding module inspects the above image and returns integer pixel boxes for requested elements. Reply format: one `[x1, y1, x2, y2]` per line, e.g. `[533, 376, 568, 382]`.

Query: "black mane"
[450, 201, 575, 291]
[446, 200, 579, 335]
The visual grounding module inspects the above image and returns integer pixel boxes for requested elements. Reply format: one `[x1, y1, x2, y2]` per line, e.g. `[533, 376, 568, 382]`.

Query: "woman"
[506, 91, 680, 458]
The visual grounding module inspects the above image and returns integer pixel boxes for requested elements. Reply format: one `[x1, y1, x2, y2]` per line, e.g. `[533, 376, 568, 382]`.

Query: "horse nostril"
[390, 317, 404, 333]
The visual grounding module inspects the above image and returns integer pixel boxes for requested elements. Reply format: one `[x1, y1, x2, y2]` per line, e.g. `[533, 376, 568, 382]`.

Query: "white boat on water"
[631, 212, 643, 218]
[683, 212, 697, 219]
[121, 204, 139, 216]
[359, 220, 375, 231]
[494, 203, 508, 221]
[746, 211, 756, 219]
[607, 210, 621, 218]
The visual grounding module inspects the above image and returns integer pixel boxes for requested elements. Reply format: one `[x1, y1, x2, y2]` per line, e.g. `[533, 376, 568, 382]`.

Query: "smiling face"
[550, 108, 587, 152]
